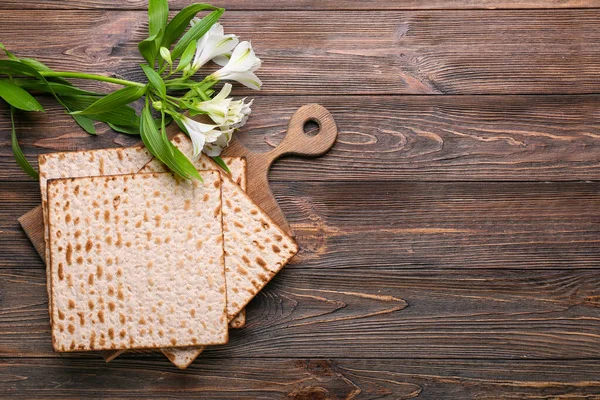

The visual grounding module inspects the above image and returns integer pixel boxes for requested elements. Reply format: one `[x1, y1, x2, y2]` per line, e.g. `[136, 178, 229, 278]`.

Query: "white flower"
[180, 116, 222, 157]
[211, 41, 262, 90]
[203, 128, 234, 157]
[192, 83, 232, 122]
[192, 83, 253, 128]
[191, 23, 239, 71]
[227, 98, 253, 128]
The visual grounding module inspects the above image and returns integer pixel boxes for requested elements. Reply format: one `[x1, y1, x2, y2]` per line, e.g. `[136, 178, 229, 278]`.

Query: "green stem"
[164, 78, 191, 87]
[39, 71, 145, 87]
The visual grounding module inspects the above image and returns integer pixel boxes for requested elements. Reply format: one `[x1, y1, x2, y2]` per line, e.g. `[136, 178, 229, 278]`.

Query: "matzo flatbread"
[142, 135, 297, 369]
[48, 171, 228, 351]
[39, 144, 245, 362]
[39, 146, 154, 319]
[105, 154, 249, 366]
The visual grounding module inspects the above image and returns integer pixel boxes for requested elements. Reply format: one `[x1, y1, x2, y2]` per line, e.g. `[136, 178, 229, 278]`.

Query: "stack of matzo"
[38, 134, 298, 369]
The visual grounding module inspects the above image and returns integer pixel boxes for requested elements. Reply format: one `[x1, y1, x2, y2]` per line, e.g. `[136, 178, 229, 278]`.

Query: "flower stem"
[39, 71, 145, 87]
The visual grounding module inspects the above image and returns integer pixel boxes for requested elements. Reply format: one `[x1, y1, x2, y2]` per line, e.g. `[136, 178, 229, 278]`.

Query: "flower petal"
[226, 41, 260, 73]
[226, 71, 262, 90]
[193, 34, 239, 69]
[188, 129, 206, 157]
[213, 83, 232, 102]
[213, 54, 231, 66]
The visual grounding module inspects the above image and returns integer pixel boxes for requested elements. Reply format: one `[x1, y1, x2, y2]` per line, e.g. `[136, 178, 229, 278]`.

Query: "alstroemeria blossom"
[180, 116, 222, 157]
[203, 128, 234, 157]
[191, 22, 239, 71]
[192, 83, 253, 128]
[211, 41, 262, 90]
[228, 98, 253, 128]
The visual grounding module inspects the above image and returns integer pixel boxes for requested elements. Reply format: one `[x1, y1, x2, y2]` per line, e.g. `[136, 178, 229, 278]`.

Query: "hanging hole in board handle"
[303, 119, 320, 137]
[273, 103, 338, 159]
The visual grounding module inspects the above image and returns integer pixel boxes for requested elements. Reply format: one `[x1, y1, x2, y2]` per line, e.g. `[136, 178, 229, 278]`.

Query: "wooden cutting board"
[19, 103, 337, 257]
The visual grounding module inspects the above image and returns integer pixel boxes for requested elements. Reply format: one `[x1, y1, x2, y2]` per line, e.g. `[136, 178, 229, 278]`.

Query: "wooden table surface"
[1, 1, 600, 399]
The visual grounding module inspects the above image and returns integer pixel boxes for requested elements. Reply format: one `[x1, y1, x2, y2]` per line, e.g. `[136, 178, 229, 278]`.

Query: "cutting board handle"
[266, 103, 338, 164]
[222, 103, 337, 237]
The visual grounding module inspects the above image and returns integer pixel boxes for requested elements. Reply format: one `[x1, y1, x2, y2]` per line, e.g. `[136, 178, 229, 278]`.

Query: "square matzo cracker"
[48, 171, 228, 351]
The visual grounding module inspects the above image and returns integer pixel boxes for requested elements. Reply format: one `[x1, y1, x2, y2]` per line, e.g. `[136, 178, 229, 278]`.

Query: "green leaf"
[10, 107, 39, 179]
[12, 79, 99, 97]
[138, 31, 163, 67]
[140, 102, 201, 180]
[18, 58, 73, 86]
[108, 122, 140, 135]
[141, 64, 166, 99]
[6, 60, 96, 134]
[171, 8, 224, 60]
[0, 80, 44, 111]
[162, 4, 220, 49]
[148, 0, 169, 37]
[19, 58, 53, 72]
[0, 42, 18, 61]
[0, 59, 42, 78]
[175, 41, 196, 72]
[60, 95, 140, 126]
[72, 115, 96, 135]
[73, 85, 146, 115]
[90, 110, 140, 127]
[211, 156, 231, 174]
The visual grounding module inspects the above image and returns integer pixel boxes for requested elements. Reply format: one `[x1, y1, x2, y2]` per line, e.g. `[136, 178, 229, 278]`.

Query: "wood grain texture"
[1, 267, 600, 359]
[0, 10, 599, 95]
[4, 181, 600, 270]
[1, 0, 598, 10]
[3, 94, 600, 182]
[2, 2, 600, 397]
[2, 358, 600, 399]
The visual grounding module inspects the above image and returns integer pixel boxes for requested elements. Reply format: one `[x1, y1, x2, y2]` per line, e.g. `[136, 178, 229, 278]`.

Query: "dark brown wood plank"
[1, 267, 600, 359]
[1, 357, 600, 399]
[3, 94, 600, 182]
[0, 10, 599, 95]
[1, 0, 598, 10]
[2, 181, 599, 270]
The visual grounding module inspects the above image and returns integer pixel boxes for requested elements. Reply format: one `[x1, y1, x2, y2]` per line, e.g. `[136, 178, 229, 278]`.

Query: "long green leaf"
[19, 59, 74, 87]
[0, 80, 44, 111]
[108, 122, 140, 135]
[89, 111, 139, 127]
[61, 95, 139, 125]
[140, 102, 201, 180]
[10, 107, 39, 179]
[73, 85, 146, 115]
[148, 0, 169, 37]
[19, 58, 53, 72]
[138, 30, 163, 67]
[211, 156, 231, 174]
[171, 9, 224, 60]
[6, 59, 95, 133]
[0, 59, 42, 78]
[12, 79, 99, 96]
[0, 42, 18, 60]
[72, 115, 96, 135]
[162, 4, 219, 48]
[141, 64, 166, 99]
[30, 75, 97, 134]
[175, 41, 197, 73]
[62, 97, 139, 130]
